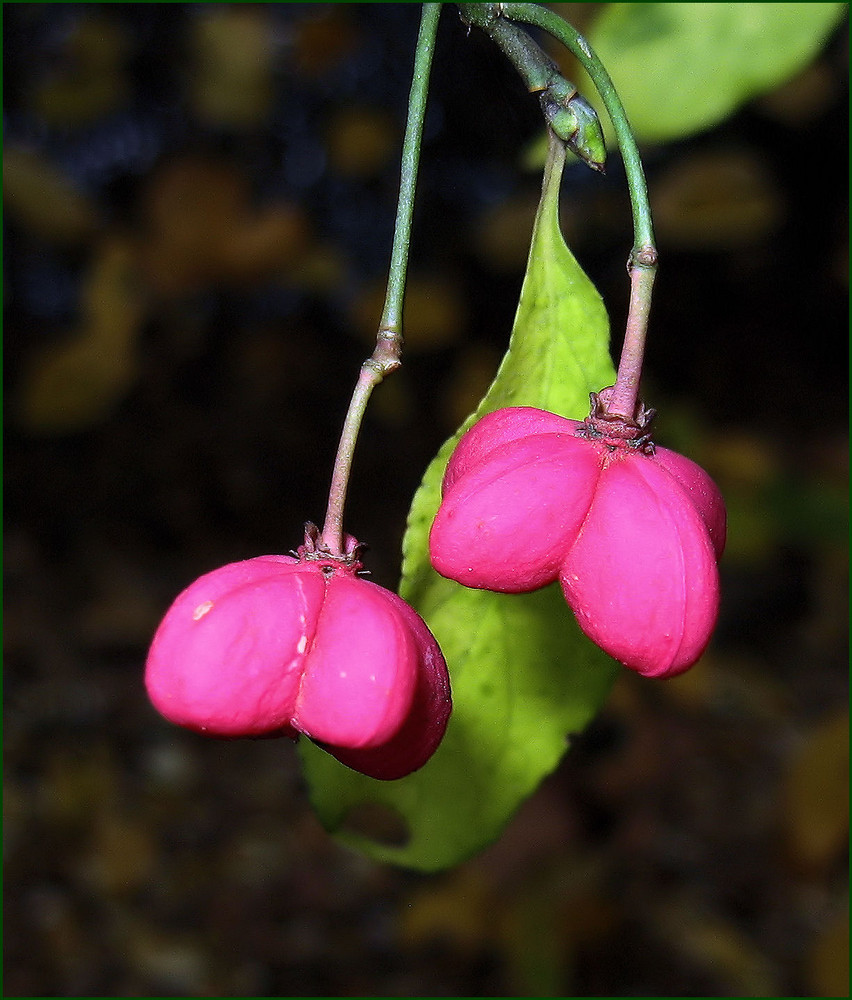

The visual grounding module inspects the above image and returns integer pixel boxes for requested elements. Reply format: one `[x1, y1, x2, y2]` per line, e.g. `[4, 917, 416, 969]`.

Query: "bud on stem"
[457, 5, 606, 172]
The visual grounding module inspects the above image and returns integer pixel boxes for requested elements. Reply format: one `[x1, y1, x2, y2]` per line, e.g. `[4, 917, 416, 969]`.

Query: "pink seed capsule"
[558, 449, 721, 678]
[145, 551, 451, 780]
[429, 406, 726, 679]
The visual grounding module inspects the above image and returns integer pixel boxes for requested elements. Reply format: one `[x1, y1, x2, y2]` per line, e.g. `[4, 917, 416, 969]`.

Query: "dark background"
[4, 4, 848, 996]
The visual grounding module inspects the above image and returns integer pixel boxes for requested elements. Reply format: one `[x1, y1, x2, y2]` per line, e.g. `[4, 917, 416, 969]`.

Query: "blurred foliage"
[15, 237, 143, 433]
[526, 2, 847, 161]
[3, 146, 100, 245]
[3, 3, 848, 996]
[581, 2, 847, 142]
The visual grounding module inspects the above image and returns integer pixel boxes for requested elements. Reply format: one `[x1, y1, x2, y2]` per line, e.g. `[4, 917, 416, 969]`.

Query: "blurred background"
[3, 4, 848, 996]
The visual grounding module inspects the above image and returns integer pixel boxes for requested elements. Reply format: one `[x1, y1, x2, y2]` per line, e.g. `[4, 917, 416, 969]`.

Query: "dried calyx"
[296, 521, 366, 567]
[577, 387, 657, 451]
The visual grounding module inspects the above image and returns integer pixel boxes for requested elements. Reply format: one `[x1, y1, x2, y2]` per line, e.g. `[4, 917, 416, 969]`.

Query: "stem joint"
[630, 245, 659, 270]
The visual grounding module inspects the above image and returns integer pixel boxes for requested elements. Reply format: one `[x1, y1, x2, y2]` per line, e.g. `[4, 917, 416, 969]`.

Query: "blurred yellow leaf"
[365, 369, 415, 425]
[349, 274, 465, 352]
[287, 243, 348, 294]
[782, 710, 850, 871]
[17, 333, 137, 434]
[17, 238, 145, 434]
[326, 106, 398, 178]
[501, 857, 615, 997]
[32, 14, 129, 127]
[440, 343, 503, 429]
[136, 157, 242, 296]
[808, 907, 850, 998]
[218, 206, 312, 284]
[82, 811, 157, 896]
[651, 148, 784, 249]
[473, 192, 539, 273]
[291, 7, 361, 77]
[756, 59, 838, 125]
[3, 146, 99, 246]
[42, 745, 119, 828]
[704, 432, 780, 489]
[137, 156, 312, 297]
[190, 8, 274, 129]
[400, 870, 497, 953]
[702, 431, 781, 564]
[662, 654, 791, 723]
[653, 896, 778, 996]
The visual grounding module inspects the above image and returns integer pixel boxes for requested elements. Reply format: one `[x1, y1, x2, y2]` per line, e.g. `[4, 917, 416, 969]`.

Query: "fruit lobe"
[443, 407, 581, 492]
[559, 451, 720, 677]
[432, 431, 601, 592]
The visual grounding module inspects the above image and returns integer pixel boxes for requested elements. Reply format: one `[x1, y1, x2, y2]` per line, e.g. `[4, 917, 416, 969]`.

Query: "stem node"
[318, 4, 441, 557]
[632, 246, 659, 269]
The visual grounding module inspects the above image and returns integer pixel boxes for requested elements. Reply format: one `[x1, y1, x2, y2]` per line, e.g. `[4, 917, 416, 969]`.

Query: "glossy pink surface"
[429, 406, 727, 678]
[324, 586, 452, 780]
[431, 431, 600, 591]
[653, 445, 727, 558]
[560, 452, 721, 677]
[145, 555, 309, 737]
[145, 555, 451, 778]
[443, 407, 582, 492]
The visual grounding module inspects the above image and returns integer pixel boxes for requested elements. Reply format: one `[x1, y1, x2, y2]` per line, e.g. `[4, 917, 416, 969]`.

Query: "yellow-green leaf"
[526, 2, 847, 164]
[585, 2, 847, 144]
[300, 134, 618, 871]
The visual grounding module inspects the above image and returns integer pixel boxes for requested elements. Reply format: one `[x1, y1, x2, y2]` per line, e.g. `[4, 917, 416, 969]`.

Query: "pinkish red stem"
[605, 246, 658, 423]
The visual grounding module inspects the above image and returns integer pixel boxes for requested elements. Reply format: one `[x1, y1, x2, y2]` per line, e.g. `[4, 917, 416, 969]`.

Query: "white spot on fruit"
[297, 635, 308, 654]
[192, 600, 214, 621]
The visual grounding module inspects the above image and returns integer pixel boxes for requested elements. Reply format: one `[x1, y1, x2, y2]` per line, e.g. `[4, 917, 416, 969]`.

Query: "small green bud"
[566, 94, 606, 171]
[540, 91, 606, 173]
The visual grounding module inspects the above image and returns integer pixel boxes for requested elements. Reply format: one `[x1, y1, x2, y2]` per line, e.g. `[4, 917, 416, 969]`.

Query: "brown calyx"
[576, 387, 657, 454]
[296, 522, 366, 571]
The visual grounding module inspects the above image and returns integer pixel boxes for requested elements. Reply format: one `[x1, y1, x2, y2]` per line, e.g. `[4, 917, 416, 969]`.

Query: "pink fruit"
[429, 406, 726, 678]
[432, 429, 600, 592]
[145, 542, 451, 780]
[443, 406, 581, 492]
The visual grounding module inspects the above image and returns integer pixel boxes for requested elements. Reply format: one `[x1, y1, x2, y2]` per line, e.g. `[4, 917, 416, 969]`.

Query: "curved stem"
[456, 4, 606, 171]
[500, 2, 658, 422]
[320, 3, 441, 556]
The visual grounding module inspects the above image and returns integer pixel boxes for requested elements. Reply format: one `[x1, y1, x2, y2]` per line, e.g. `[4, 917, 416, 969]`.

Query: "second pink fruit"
[430, 406, 726, 678]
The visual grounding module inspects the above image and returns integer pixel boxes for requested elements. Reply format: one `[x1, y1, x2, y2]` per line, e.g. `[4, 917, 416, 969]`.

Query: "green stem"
[320, 3, 441, 556]
[467, 12, 558, 94]
[457, 3, 605, 171]
[499, 2, 658, 424]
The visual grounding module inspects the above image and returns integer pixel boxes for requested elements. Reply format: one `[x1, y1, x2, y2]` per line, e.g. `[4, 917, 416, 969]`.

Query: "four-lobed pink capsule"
[430, 406, 726, 678]
[146, 400, 725, 776]
[145, 551, 452, 780]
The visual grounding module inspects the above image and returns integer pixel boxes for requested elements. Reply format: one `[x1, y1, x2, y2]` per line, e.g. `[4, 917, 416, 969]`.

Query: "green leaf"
[300, 134, 619, 872]
[585, 2, 847, 144]
[401, 135, 616, 603]
[525, 2, 847, 164]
